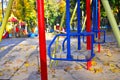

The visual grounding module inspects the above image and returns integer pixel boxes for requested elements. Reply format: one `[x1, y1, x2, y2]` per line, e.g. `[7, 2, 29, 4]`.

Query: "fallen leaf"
[103, 62, 109, 66]
[106, 49, 112, 57]
[89, 67, 95, 72]
[110, 68, 120, 73]
[0, 71, 3, 76]
[94, 68, 103, 73]
[74, 65, 82, 70]
[64, 66, 72, 72]
[92, 61, 97, 66]
[24, 61, 30, 67]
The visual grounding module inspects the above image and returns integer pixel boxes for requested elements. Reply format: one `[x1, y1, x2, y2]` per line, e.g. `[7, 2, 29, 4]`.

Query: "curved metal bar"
[48, 34, 66, 59]
[62, 37, 67, 51]
[48, 55, 95, 62]
[48, 32, 95, 62]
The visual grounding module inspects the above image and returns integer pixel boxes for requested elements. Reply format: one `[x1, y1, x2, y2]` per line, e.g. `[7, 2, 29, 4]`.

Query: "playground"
[0, 33, 119, 80]
[0, 0, 120, 80]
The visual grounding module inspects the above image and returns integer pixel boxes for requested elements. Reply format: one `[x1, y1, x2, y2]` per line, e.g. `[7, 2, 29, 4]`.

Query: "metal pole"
[37, 0, 48, 80]
[66, 0, 71, 59]
[95, 0, 98, 31]
[70, 3, 77, 26]
[81, 0, 92, 32]
[101, 0, 120, 47]
[98, 0, 101, 52]
[77, 0, 81, 50]
[86, 0, 92, 70]
[0, 0, 14, 41]
[92, 0, 95, 31]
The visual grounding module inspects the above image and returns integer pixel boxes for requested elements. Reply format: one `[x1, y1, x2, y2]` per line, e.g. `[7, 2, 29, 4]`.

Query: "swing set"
[0, 0, 120, 80]
[0, 0, 108, 80]
[48, 0, 105, 64]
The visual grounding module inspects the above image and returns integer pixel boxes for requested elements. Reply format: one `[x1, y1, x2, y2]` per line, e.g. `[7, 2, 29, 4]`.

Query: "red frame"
[37, 0, 48, 80]
[86, 0, 92, 70]
[98, 0, 101, 52]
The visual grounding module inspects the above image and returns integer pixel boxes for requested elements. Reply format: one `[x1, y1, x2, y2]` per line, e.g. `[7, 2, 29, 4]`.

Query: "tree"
[100, 0, 120, 24]
[12, 0, 37, 30]
[44, 0, 61, 28]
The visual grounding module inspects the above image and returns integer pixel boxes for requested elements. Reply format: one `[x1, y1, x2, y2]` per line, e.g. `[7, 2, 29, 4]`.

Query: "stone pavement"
[0, 34, 119, 80]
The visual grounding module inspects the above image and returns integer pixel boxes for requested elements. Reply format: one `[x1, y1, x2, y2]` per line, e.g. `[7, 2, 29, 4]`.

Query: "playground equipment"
[37, 0, 48, 80]
[48, 0, 110, 71]
[89, 0, 106, 44]
[2, 32, 9, 39]
[0, 0, 14, 41]
[0, 0, 119, 80]
[71, 0, 93, 32]
[0, 0, 47, 80]
[48, 0, 98, 63]
[101, 0, 120, 47]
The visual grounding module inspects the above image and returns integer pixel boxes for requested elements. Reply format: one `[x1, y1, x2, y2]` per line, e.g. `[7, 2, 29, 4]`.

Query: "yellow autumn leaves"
[45, 0, 66, 13]
[12, 0, 36, 21]
[59, 0, 66, 13]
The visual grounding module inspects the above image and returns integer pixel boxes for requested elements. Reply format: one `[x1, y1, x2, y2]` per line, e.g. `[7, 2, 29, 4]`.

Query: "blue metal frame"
[48, 32, 95, 62]
[62, 37, 67, 51]
[93, 30, 106, 44]
[77, 0, 81, 50]
[66, 0, 72, 60]
[82, 31, 106, 44]
[62, 0, 82, 51]
[47, 0, 97, 62]
[92, 0, 106, 44]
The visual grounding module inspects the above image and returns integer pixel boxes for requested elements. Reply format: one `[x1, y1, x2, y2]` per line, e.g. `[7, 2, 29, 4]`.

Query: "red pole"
[37, 0, 48, 80]
[86, 0, 92, 70]
[98, 0, 101, 52]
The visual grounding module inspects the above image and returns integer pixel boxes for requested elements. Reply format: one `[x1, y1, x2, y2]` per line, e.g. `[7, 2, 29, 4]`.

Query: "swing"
[48, 0, 95, 62]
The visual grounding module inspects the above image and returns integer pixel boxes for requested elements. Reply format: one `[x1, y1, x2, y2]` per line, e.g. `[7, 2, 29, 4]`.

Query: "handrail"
[48, 32, 95, 62]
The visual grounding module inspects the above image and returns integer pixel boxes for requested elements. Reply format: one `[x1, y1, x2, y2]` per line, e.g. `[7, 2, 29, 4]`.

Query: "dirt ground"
[0, 33, 119, 80]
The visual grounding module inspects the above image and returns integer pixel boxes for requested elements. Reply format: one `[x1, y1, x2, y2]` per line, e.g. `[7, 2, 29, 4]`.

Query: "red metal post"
[86, 0, 92, 70]
[37, 0, 48, 80]
[98, 0, 101, 52]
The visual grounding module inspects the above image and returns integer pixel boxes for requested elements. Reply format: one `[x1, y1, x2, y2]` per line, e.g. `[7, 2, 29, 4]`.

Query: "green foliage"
[101, 0, 120, 23]
[44, 0, 61, 27]
[12, 0, 37, 29]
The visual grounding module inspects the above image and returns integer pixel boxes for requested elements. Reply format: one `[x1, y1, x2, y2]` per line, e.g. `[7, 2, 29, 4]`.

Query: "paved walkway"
[0, 33, 119, 80]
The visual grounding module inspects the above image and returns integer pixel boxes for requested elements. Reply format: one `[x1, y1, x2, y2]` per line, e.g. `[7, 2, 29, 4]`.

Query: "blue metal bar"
[95, 0, 98, 38]
[48, 33, 95, 62]
[77, 0, 81, 50]
[82, 35, 86, 43]
[95, 0, 98, 31]
[62, 37, 67, 51]
[62, 32, 95, 51]
[92, 0, 95, 31]
[91, 34, 95, 56]
[47, 0, 96, 62]
[48, 34, 66, 59]
[70, 32, 94, 36]
[66, 0, 71, 59]
[48, 32, 95, 62]
[49, 57, 95, 62]
[92, 0, 98, 33]
[92, 0, 106, 44]
[92, 0, 98, 31]
[93, 30, 106, 44]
